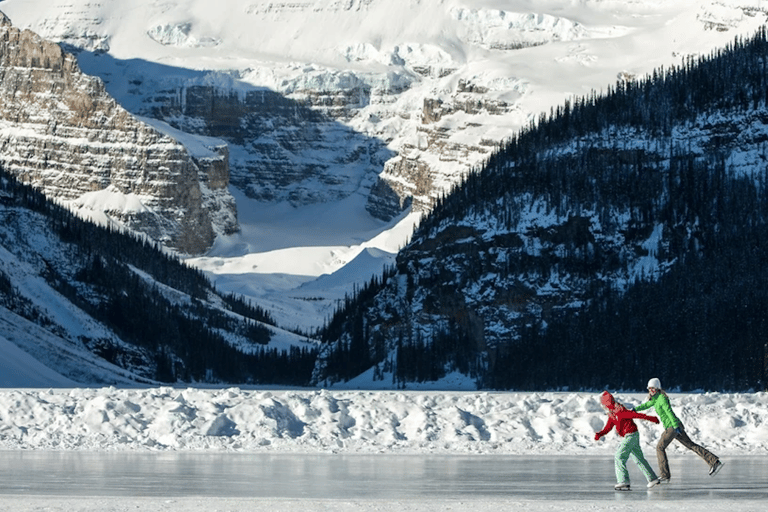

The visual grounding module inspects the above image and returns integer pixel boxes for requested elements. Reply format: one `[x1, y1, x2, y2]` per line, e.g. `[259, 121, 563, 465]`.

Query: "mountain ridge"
[313, 28, 768, 391]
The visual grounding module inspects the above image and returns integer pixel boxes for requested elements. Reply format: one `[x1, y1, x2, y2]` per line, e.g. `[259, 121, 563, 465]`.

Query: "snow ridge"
[0, 388, 765, 455]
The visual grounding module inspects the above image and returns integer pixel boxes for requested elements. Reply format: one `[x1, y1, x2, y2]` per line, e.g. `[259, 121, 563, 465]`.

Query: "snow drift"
[0, 387, 765, 455]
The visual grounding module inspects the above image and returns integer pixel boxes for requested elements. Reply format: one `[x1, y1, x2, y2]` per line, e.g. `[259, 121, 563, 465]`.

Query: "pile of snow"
[0, 387, 766, 455]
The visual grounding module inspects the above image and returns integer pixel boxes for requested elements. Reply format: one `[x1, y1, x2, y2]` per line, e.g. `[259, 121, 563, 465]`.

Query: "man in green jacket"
[636, 378, 723, 486]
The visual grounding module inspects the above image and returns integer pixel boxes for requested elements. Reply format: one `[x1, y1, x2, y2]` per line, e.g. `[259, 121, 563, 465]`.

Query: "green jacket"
[635, 392, 681, 429]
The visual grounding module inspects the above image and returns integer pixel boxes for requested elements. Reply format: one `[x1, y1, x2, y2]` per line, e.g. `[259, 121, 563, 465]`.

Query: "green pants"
[615, 432, 657, 484]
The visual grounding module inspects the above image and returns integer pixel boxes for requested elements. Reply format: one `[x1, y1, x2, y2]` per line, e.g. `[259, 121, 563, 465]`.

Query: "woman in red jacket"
[595, 391, 660, 491]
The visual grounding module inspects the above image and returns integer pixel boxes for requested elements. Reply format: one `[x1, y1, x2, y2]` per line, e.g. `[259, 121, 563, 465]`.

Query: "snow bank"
[1, 387, 765, 455]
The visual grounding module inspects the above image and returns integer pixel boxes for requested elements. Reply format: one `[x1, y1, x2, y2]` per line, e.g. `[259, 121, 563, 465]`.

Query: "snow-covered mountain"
[1, 0, 767, 387]
[1, 0, 765, 334]
[6, 1, 765, 215]
[312, 26, 768, 390]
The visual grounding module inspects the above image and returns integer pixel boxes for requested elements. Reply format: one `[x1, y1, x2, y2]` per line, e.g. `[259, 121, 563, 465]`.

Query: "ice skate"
[647, 478, 661, 488]
[709, 460, 724, 477]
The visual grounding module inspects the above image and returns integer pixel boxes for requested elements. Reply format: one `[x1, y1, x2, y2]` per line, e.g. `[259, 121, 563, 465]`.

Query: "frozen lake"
[1, 452, 766, 501]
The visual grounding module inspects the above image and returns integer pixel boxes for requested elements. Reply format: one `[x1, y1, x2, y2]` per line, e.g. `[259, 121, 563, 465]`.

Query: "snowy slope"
[0, 187, 318, 386]
[0, 334, 76, 387]
[0, 309, 144, 387]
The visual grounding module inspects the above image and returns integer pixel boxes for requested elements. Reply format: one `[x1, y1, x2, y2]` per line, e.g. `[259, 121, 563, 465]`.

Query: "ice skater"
[635, 378, 724, 486]
[594, 391, 660, 491]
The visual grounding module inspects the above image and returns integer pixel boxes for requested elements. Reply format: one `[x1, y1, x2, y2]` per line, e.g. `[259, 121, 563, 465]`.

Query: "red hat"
[600, 391, 616, 409]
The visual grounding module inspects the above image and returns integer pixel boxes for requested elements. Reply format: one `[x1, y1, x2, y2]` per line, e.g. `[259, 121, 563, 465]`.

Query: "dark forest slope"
[0, 169, 316, 385]
[313, 29, 768, 392]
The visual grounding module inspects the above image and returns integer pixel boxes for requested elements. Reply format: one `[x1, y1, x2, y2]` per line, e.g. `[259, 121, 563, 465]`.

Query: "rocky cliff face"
[95, 68, 506, 221]
[144, 82, 394, 211]
[0, 12, 237, 254]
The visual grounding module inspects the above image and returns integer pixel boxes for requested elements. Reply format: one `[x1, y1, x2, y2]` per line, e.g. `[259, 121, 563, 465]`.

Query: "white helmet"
[647, 378, 661, 389]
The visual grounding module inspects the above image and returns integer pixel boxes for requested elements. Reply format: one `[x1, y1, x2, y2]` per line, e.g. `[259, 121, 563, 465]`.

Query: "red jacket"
[596, 409, 659, 438]
[595, 391, 659, 439]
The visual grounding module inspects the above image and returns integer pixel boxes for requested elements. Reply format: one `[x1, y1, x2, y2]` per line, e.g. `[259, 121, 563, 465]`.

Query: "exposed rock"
[148, 83, 393, 210]
[375, 154, 434, 213]
[0, 12, 236, 254]
[365, 177, 412, 221]
[422, 95, 511, 124]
